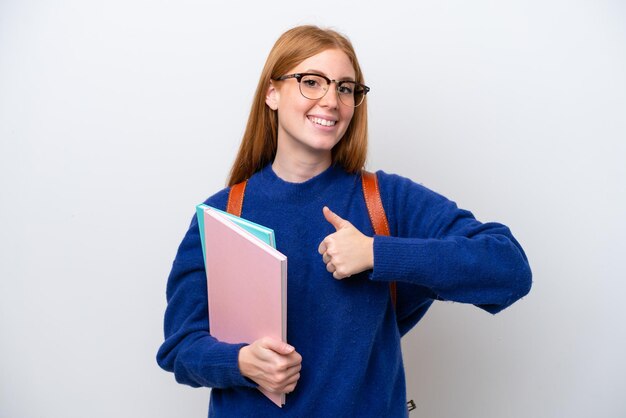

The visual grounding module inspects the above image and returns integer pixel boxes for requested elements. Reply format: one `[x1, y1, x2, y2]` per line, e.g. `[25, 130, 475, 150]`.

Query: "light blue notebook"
[196, 204, 277, 264]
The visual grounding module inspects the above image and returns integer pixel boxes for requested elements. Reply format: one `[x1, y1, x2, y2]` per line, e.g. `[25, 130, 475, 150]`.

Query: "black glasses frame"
[274, 73, 370, 107]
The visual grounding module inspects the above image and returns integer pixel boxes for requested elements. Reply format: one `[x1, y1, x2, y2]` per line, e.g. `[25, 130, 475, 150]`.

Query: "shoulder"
[201, 187, 230, 212]
[373, 169, 450, 206]
[370, 170, 463, 236]
[199, 168, 268, 213]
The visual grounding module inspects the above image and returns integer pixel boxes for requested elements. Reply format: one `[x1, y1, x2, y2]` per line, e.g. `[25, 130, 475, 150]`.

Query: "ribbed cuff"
[370, 235, 435, 285]
[203, 342, 258, 389]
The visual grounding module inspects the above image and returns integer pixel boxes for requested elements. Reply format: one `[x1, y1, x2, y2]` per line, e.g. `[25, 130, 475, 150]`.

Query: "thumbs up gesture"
[317, 206, 374, 280]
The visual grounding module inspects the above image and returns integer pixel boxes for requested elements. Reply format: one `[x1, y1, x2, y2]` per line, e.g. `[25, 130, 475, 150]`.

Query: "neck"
[272, 149, 332, 183]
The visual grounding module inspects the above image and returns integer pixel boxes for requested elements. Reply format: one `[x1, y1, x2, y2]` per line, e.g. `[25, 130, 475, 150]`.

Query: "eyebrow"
[303, 69, 356, 82]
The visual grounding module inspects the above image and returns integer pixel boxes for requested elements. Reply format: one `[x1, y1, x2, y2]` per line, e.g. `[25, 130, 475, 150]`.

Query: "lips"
[308, 116, 337, 127]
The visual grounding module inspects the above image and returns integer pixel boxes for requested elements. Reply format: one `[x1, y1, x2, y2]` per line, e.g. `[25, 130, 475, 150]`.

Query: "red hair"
[228, 25, 368, 186]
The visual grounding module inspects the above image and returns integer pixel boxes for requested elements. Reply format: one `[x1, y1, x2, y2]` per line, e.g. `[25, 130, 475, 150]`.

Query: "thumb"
[260, 337, 295, 355]
[323, 206, 347, 231]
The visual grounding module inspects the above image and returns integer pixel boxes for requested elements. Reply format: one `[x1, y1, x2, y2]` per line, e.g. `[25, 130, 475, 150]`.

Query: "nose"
[318, 82, 339, 108]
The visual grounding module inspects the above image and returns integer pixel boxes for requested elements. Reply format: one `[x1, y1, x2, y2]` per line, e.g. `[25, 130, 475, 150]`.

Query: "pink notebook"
[202, 207, 287, 407]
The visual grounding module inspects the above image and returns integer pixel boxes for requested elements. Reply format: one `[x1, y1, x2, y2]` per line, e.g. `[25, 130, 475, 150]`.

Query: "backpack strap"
[226, 172, 397, 309]
[361, 171, 397, 309]
[361, 171, 390, 235]
[226, 180, 247, 217]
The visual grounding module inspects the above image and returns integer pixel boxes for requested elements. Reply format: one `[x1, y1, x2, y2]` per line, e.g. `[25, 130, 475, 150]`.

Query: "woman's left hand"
[317, 206, 374, 280]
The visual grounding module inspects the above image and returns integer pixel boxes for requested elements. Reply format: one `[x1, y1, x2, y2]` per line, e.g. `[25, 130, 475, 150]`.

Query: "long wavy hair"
[227, 25, 368, 186]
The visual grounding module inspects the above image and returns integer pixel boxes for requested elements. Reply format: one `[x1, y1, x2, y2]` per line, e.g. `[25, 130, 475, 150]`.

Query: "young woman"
[157, 25, 532, 417]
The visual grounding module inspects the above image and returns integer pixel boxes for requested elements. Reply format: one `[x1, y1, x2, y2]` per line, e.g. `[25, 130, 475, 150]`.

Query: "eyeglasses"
[274, 73, 370, 107]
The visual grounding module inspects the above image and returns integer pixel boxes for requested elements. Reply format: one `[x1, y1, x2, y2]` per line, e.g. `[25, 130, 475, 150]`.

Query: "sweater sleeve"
[370, 172, 532, 315]
[156, 192, 258, 389]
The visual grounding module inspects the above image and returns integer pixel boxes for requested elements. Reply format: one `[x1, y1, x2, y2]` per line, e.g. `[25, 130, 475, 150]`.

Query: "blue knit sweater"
[157, 164, 532, 417]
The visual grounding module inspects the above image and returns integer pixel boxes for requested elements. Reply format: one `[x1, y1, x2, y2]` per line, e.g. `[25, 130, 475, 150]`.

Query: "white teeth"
[310, 117, 336, 127]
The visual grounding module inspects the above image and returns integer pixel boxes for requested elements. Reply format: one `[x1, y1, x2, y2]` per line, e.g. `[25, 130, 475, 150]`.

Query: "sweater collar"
[256, 163, 348, 202]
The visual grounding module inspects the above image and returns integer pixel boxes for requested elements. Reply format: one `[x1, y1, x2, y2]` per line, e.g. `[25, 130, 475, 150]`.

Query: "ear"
[265, 80, 279, 111]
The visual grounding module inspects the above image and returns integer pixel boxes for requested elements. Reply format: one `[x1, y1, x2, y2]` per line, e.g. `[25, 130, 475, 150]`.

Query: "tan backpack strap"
[361, 171, 390, 236]
[361, 171, 397, 308]
[226, 180, 247, 217]
[388, 281, 398, 309]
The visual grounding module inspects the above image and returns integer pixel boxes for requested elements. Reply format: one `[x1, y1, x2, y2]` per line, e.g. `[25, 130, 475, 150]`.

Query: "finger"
[326, 262, 336, 273]
[283, 363, 302, 380]
[284, 379, 300, 394]
[322, 252, 331, 264]
[317, 240, 327, 255]
[283, 372, 301, 387]
[260, 337, 294, 355]
[279, 352, 303, 369]
[323, 206, 347, 231]
[278, 368, 301, 388]
[283, 375, 300, 394]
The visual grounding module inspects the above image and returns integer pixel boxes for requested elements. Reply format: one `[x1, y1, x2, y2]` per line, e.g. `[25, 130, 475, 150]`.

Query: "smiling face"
[266, 49, 356, 163]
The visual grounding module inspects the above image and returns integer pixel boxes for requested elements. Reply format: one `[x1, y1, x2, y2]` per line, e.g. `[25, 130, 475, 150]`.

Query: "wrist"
[238, 345, 251, 377]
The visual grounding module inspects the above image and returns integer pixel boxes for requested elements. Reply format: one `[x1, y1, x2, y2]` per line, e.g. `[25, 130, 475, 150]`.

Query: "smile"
[308, 116, 336, 127]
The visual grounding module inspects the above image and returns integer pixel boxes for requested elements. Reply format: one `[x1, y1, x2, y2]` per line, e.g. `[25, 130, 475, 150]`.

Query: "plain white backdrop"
[1, 1, 625, 417]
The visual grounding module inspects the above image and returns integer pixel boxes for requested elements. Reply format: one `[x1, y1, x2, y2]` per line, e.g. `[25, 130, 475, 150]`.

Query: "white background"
[1, 1, 625, 417]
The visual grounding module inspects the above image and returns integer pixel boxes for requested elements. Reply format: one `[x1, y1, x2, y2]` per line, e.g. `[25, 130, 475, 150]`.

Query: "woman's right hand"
[238, 337, 302, 394]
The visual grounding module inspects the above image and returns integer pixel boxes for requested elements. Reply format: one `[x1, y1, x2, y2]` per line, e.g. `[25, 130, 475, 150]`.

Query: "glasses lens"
[338, 81, 369, 107]
[297, 75, 367, 107]
[299, 75, 328, 100]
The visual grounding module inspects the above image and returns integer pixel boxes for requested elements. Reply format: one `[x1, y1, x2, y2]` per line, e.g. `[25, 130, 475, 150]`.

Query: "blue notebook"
[196, 204, 277, 264]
